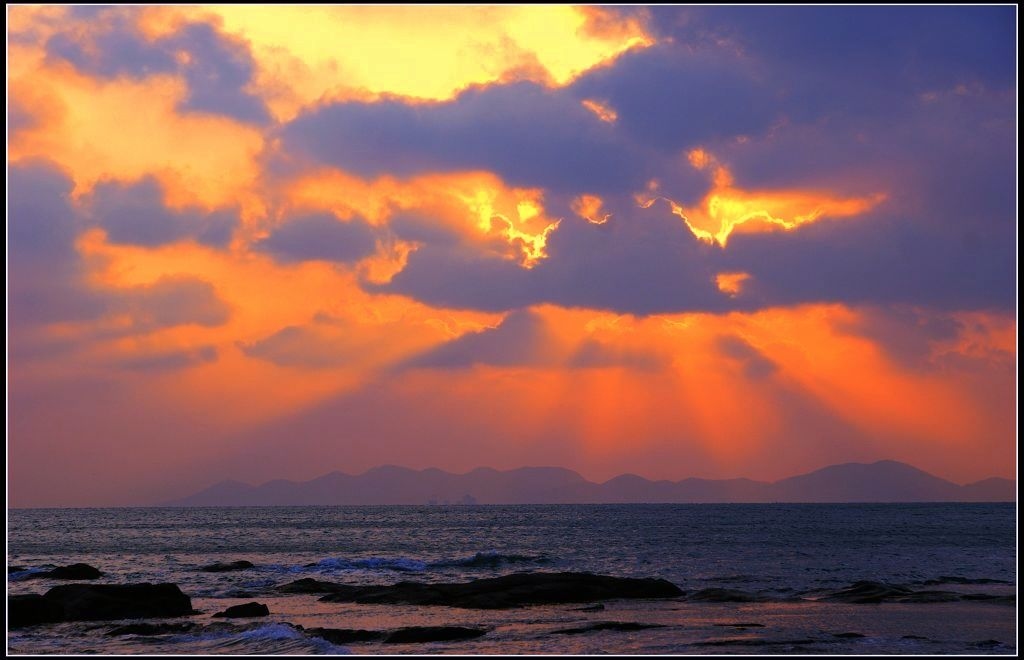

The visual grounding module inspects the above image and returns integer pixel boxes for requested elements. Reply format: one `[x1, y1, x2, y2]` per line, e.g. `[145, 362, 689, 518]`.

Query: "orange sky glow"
[7, 5, 1016, 506]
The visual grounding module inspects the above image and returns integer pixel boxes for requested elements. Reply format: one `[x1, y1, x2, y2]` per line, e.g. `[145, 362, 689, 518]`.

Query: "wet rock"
[317, 572, 683, 609]
[306, 628, 384, 644]
[902, 635, 929, 640]
[551, 621, 665, 635]
[223, 590, 256, 599]
[833, 632, 866, 638]
[687, 588, 766, 603]
[9, 594, 65, 628]
[200, 560, 254, 573]
[212, 602, 270, 618]
[26, 563, 103, 580]
[9, 583, 193, 627]
[277, 578, 347, 594]
[106, 622, 197, 636]
[8, 565, 27, 574]
[383, 626, 487, 644]
[696, 638, 819, 647]
[198, 560, 254, 573]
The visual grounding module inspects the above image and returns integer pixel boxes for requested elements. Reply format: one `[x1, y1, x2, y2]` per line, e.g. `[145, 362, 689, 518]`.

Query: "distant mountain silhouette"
[163, 460, 1015, 506]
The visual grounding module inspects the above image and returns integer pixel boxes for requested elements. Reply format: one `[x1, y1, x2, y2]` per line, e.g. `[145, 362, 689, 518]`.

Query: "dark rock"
[551, 621, 665, 635]
[902, 635, 929, 640]
[200, 561, 254, 573]
[687, 588, 766, 603]
[212, 602, 270, 618]
[696, 638, 819, 647]
[27, 563, 104, 580]
[574, 603, 605, 612]
[106, 622, 196, 636]
[306, 628, 385, 644]
[317, 572, 683, 609]
[9, 594, 65, 628]
[223, 590, 256, 599]
[277, 578, 348, 594]
[971, 640, 1003, 648]
[833, 632, 866, 638]
[713, 622, 765, 628]
[44, 583, 193, 621]
[383, 626, 487, 644]
[9, 565, 27, 574]
[10, 583, 193, 627]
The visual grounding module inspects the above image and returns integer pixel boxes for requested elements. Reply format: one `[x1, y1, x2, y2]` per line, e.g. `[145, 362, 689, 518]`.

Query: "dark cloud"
[721, 207, 1014, 313]
[281, 81, 652, 194]
[254, 213, 379, 264]
[9, 162, 232, 338]
[115, 345, 218, 372]
[123, 277, 230, 329]
[716, 335, 777, 379]
[403, 309, 555, 369]
[241, 323, 355, 368]
[45, 15, 269, 123]
[9, 161, 110, 324]
[569, 42, 777, 151]
[376, 202, 730, 315]
[86, 177, 238, 247]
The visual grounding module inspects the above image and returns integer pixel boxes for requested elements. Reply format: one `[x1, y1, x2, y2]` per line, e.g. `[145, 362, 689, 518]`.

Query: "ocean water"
[7, 503, 1017, 654]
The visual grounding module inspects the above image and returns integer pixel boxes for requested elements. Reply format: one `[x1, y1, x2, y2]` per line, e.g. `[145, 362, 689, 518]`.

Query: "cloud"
[403, 309, 556, 369]
[569, 42, 777, 151]
[716, 335, 777, 379]
[254, 213, 380, 264]
[281, 81, 652, 194]
[45, 12, 269, 123]
[240, 323, 357, 368]
[114, 345, 219, 372]
[9, 161, 232, 336]
[9, 161, 110, 324]
[377, 203, 730, 315]
[87, 177, 238, 247]
[123, 276, 231, 329]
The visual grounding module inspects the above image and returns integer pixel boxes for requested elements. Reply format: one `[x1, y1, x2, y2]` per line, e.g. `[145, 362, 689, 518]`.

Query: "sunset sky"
[7, 6, 1016, 507]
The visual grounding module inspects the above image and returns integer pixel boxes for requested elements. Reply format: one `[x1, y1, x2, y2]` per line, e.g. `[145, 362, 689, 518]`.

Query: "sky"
[6, 5, 1017, 507]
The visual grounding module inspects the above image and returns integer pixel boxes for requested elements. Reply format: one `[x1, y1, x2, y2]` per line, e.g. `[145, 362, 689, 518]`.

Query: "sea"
[7, 503, 1017, 654]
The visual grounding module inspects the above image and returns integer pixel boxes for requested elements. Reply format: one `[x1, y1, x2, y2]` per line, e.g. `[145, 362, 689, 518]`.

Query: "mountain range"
[164, 460, 1015, 506]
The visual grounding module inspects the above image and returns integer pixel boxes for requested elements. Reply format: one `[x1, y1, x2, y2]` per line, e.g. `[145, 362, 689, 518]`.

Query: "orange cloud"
[148, 6, 652, 121]
[644, 149, 887, 246]
[7, 44, 264, 214]
[286, 168, 560, 268]
[715, 272, 751, 297]
[581, 98, 618, 123]
[571, 194, 612, 225]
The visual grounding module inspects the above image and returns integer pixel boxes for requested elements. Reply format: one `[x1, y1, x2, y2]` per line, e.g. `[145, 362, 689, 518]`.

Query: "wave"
[170, 623, 351, 655]
[431, 551, 551, 568]
[264, 551, 552, 575]
[7, 567, 47, 581]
